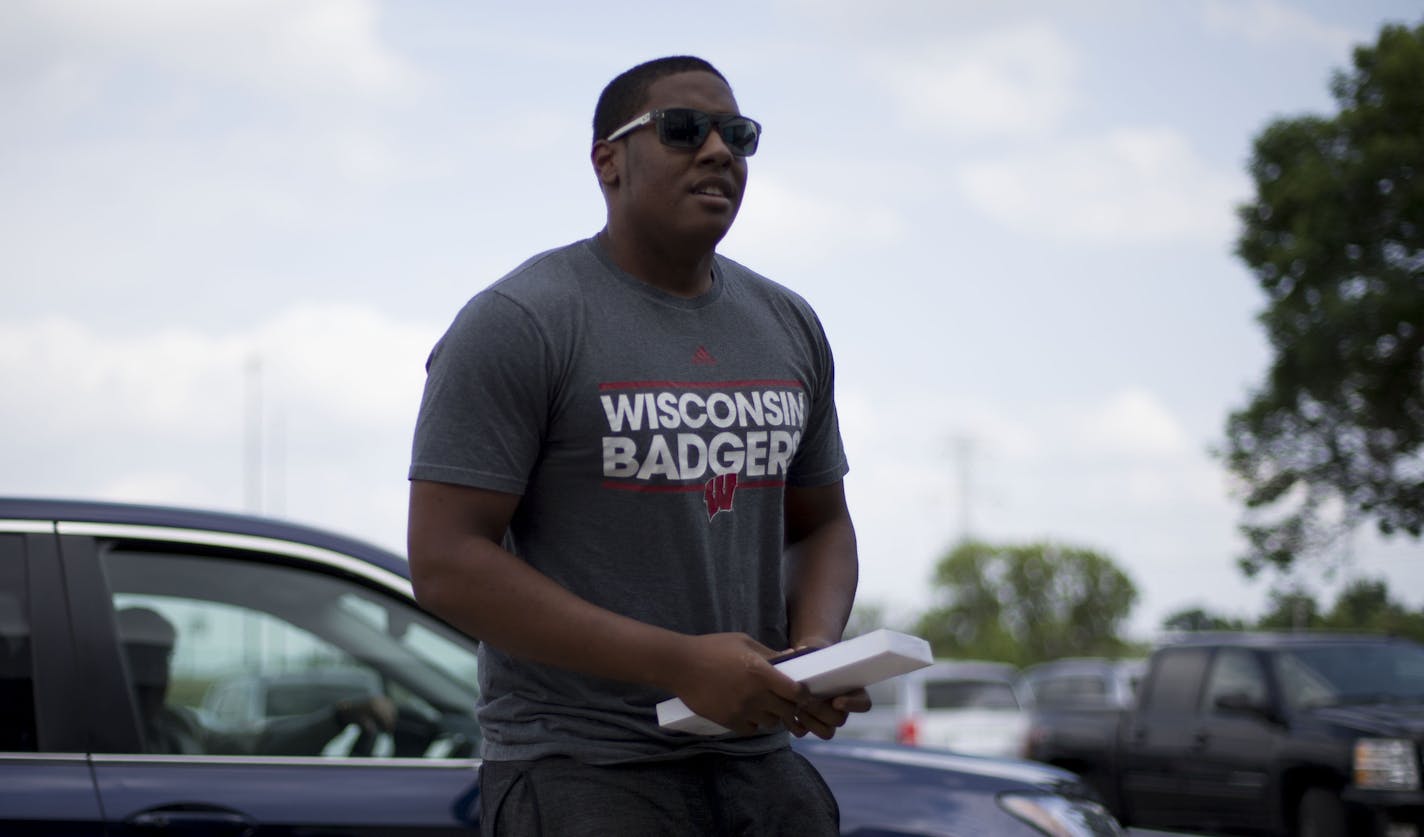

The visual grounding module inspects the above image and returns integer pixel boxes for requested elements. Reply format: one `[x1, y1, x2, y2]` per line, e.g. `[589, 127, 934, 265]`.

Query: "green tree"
[843, 601, 892, 639]
[1224, 22, 1424, 576]
[1255, 587, 1325, 631]
[914, 540, 1138, 667]
[1322, 577, 1424, 642]
[1161, 606, 1248, 632]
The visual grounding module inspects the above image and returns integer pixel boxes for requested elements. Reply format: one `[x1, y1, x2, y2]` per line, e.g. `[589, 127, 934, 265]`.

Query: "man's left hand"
[788, 687, 871, 739]
[769, 641, 873, 740]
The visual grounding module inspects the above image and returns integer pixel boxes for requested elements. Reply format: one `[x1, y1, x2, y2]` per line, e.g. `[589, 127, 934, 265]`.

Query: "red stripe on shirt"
[598, 380, 803, 391]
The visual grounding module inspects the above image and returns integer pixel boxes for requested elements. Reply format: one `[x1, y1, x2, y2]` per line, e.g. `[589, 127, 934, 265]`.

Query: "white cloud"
[0, 306, 439, 548]
[1203, 0, 1362, 52]
[1071, 389, 1189, 458]
[0, 318, 247, 438]
[0, 307, 436, 437]
[956, 128, 1250, 244]
[252, 304, 437, 428]
[725, 174, 907, 265]
[3, 0, 419, 102]
[835, 384, 1236, 624]
[871, 22, 1081, 140]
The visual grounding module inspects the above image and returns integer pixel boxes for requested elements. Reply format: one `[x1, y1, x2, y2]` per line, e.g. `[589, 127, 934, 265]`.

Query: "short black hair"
[593, 56, 728, 144]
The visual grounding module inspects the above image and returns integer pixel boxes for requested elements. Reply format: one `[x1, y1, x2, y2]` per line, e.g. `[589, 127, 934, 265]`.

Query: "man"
[117, 607, 395, 756]
[408, 55, 864, 836]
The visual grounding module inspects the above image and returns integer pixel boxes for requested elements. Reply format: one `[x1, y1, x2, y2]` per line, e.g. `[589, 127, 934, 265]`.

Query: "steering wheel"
[347, 704, 445, 757]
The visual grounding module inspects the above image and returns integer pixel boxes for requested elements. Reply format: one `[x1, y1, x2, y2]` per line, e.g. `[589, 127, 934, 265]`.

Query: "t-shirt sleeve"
[408, 290, 551, 495]
[786, 309, 849, 488]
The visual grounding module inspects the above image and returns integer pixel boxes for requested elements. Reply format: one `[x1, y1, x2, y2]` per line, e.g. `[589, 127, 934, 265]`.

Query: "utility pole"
[270, 404, 285, 516]
[954, 434, 973, 543]
[244, 353, 263, 514]
[243, 353, 264, 669]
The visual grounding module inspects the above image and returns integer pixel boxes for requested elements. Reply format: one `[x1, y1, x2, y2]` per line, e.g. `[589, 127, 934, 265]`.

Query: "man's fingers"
[763, 664, 810, 705]
[768, 693, 804, 731]
[795, 707, 840, 740]
[798, 698, 847, 729]
[747, 708, 793, 736]
[830, 687, 872, 714]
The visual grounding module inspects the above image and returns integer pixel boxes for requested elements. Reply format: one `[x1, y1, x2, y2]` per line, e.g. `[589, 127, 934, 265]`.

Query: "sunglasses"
[605, 108, 762, 157]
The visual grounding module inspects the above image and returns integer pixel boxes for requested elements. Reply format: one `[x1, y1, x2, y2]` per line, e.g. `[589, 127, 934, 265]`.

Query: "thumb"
[764, 663, 809, 704]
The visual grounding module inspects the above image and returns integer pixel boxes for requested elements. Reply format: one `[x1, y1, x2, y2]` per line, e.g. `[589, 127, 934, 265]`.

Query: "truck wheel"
[1296, 787, 1346, 837]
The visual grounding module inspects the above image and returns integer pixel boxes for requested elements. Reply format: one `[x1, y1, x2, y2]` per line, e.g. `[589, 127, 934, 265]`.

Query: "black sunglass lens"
[659, 109, 710, 147]
[721, 118, 759, 155]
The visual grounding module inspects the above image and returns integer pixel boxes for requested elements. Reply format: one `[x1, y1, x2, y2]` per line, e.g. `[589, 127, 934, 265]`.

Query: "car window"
[924, 679, 1020, 710]
[1139, 648, 1209, 714]
[1275, 642, 1424, 709]
[1033, 674, 1109, 707]
[335, 591, 479, 696]
[0, 538, 37, 752]
[1200, 648, 1267, 712]
[866, 679, 899, 708]
[99, 546, 481, 760]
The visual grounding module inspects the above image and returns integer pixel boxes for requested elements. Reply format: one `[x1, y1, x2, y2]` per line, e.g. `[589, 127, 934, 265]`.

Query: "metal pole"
[244, 354, 263, 514]
[956, 435, 973, 543]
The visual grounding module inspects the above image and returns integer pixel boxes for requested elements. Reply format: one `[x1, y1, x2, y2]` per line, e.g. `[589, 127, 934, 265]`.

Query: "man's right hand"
[664, 633, 810, 736]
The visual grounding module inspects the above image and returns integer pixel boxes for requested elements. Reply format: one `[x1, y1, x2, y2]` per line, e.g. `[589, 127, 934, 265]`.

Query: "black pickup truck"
[1023, 632, 1424, 836]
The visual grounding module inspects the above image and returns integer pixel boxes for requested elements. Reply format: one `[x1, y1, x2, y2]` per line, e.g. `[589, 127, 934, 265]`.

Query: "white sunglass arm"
[605, 111, 655, 143]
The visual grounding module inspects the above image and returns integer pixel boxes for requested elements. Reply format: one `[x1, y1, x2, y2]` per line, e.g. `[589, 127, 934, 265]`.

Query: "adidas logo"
[691, 346, 717, 366]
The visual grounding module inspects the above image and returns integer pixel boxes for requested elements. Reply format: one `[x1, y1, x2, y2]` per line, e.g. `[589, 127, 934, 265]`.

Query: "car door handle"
[1192, 729, 1210, 749]
[127, 805, 257, 836]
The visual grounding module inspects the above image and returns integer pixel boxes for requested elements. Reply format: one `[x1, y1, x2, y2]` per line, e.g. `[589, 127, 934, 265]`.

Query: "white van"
[841, 660, 1029, 758]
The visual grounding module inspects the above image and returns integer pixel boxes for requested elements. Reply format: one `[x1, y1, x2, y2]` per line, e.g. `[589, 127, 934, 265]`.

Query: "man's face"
[610, 71, 749, 253]
[124, 643, 172, 718]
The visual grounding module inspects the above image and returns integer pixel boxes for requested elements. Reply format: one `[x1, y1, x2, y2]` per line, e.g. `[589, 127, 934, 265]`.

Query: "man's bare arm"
[782, 480, 869, 738]
[407, 479, 809, 735]
[784, 480, 859, 650]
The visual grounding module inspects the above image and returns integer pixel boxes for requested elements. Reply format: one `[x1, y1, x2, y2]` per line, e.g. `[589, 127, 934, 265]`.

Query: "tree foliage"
[1224, 22, 1424, 575]
[1159, 577, 1424, 644]
[914, 540, 1138, 667]
[1327, 577, 1424, 641]
[842, 601, 893, 639]
[1161, 607, 1248, 633]
[1256, 587, 1325, 632]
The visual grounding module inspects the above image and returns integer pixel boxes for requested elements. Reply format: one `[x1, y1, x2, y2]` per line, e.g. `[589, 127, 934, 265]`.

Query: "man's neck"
[597, 227, 716, 299]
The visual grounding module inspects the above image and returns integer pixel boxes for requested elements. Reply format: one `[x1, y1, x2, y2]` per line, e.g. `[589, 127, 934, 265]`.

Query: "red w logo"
[704, 472, 738, 520]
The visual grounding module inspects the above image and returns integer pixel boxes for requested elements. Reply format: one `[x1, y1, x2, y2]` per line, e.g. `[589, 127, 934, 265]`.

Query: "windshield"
[1032, 674, 1109, 707]
[1275, 642, 1424, 710]
[924, 679, 1020, 710]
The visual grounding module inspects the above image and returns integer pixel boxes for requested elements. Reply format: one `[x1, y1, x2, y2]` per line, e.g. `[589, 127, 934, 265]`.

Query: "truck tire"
[1296, 787, 1347, 837]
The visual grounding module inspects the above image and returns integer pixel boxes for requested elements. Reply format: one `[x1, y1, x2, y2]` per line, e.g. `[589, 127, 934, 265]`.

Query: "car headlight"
[998, 793, 1124, 837]
[1354, 738, 1421, 790]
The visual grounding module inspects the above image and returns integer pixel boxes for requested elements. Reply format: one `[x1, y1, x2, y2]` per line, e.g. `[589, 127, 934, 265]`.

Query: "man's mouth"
[691, 181, 734, 200]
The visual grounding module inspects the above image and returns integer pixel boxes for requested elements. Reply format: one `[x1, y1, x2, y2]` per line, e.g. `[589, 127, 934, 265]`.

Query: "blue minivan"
[0, 497, 1122, 835]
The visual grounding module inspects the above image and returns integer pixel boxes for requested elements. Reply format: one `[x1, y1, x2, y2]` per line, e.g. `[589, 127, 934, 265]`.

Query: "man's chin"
[681, 212, 739, 251]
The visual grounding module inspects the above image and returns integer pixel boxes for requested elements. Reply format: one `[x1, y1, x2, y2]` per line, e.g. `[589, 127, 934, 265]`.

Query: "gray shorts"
[479, 747, 840, 837]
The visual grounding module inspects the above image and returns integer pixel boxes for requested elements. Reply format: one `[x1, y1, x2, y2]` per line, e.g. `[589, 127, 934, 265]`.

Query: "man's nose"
[696, 127, 734, 165]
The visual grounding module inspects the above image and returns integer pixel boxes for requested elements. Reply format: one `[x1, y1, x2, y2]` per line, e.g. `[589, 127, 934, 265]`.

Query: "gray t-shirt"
[409, 237, 848, 763]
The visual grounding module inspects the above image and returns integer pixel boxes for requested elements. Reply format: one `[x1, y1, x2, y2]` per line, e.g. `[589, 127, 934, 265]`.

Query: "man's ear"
[591, 140, 621, 187]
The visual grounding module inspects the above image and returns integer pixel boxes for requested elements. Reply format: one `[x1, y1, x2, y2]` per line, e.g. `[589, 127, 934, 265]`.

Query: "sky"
[2, 0, 1421, 641]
